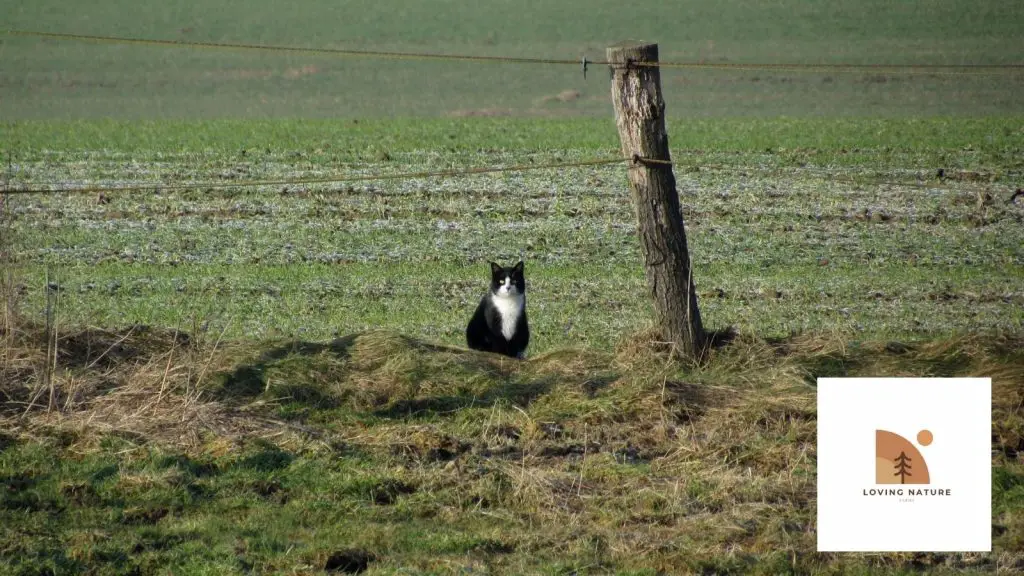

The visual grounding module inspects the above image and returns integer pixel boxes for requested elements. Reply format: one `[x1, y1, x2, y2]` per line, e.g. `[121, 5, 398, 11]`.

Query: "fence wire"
[3, 29, 1020, 198]
[6, 29, 1023, 76]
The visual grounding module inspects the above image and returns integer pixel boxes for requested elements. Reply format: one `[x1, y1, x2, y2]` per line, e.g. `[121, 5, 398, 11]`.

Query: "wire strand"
[6, 30, 1023, 76]
[4, 30, 582, 65]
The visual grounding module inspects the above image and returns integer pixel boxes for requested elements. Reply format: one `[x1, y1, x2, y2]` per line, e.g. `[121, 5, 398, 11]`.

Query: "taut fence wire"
[3, 29, 1020, 199]
[6, 29, 1024, 76]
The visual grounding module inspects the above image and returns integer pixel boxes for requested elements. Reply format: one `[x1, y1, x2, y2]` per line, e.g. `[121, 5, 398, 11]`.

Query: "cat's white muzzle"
[496, 277, 520, 297]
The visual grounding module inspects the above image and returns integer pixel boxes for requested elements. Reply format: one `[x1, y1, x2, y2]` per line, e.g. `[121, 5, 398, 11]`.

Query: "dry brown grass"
[1, 298, 1022, 572]
[3, 310, 1019, 469]
[0, 314, 298, 451]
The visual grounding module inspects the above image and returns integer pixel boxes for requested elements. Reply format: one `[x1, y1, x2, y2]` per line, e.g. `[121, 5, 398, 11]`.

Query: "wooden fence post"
[607, 42, 706, 359]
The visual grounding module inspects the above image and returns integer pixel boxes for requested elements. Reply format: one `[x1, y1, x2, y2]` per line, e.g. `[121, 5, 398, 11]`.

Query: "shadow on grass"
[0, 432, 16, 453]
[785, 337, 985, 386]
[796, 353, 863, 383]
[155, 453, 219, 478]
[662, 380, 719, 423]
[236, 444, 294, 472]
[216, 332, 553, 418]
[217, 334, 359, 399]
[706, 326, 740, 350]
[57, 324, 193, 369]
[0, 471, 63, 513]
[374, 376, 555, 419]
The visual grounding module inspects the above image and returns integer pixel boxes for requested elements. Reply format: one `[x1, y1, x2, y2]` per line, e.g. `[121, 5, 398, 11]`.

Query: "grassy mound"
[2, 315, 1022, 574]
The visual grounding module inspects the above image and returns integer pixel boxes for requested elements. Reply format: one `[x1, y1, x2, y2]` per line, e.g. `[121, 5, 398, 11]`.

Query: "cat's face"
[489, 261, 525, 298]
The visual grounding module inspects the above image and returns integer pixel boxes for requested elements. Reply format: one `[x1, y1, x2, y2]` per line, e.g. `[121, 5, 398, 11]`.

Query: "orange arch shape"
[875, 430, 930, 484]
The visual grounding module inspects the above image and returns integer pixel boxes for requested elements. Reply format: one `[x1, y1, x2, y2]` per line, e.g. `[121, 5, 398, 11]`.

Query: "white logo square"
[817, 377, 991, 552]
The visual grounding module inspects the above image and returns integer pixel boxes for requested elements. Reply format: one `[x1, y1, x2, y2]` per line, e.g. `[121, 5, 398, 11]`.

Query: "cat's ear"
[512, 260, 524, 274]
[490, 261, 502, 275]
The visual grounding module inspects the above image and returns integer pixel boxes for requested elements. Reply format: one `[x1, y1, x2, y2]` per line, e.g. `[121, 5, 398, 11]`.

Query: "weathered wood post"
[607, 42, 706, 359]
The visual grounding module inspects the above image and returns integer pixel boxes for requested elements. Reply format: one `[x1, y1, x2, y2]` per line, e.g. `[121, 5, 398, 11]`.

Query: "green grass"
[2, 0, 1023, 118]
[2, 326, 1022, 574]
[5, 118, 1024, 350]
[5, 116, 1024, 160]
[2, 3, 1024, 574]
[2, 118, 1022, 574]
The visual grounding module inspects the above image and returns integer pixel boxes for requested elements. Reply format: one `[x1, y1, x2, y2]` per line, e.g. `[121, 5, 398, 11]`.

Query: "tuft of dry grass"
[0, 315, 298, 451]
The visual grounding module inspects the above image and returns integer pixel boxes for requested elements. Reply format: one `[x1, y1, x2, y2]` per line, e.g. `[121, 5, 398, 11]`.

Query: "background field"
[2, 0, 1023, 118]
[5, 118, 1024, 350]
[2, 1, 1024, 575]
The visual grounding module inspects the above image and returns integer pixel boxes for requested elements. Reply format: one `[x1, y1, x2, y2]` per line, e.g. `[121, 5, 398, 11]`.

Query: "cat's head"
[489, 260, 525, 298]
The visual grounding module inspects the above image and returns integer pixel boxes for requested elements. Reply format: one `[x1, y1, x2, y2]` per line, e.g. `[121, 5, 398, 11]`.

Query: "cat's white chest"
[490, 293, 524, 340]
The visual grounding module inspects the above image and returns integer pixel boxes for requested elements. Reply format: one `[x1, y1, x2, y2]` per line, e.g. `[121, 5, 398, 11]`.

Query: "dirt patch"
[391, 429, 470, 462]
[538, 90, 581, 105]
[369, 479, 416, 505]
[247, 479, 289, 504]
[121, 506, 170, 525]
[61, 482, 102, 506]
[58, 325, 191, 369]
[324, 549, 376, 574]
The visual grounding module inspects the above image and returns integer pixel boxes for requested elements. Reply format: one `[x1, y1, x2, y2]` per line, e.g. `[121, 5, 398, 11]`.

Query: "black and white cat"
[465, 261, 529, 359]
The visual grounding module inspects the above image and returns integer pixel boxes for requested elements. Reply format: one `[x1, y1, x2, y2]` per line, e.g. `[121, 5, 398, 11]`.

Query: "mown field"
[2, 118, 1023, 574]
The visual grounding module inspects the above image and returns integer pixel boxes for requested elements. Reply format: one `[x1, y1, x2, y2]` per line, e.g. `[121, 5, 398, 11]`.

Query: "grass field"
[5, 118, 1024, 348]
[2, 1, 1024, 573]
[0, 326, 1020, 575]
[3, 118, 1023, 574]
[2, 0, 1023, 118]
